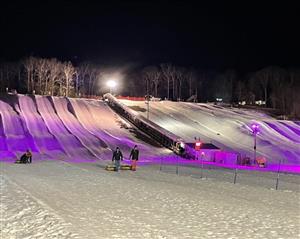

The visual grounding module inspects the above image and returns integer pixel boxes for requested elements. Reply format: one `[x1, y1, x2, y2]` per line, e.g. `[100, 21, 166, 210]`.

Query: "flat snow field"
[1, 160, 299, 239]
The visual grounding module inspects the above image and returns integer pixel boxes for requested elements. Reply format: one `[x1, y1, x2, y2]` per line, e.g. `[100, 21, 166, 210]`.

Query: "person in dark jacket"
[20, 154, 27, 163]
[112, 147, 123, 171]
[129, 145, 139, 171]
[26, 150, 32, 163]
[20, 149, 32, 164]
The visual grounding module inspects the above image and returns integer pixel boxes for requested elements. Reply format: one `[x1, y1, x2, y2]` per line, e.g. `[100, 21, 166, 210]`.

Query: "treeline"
[0, 57, 102, 97]
[133, 64, 300, 119]
[0, 57, 299, 118]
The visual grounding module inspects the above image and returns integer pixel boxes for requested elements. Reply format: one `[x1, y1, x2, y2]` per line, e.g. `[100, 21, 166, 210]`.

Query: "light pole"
[145, 94, 150, 120]
[106, 80, 117, 95]
[200, 151, 205, 178]
[251, 123, 260, 165]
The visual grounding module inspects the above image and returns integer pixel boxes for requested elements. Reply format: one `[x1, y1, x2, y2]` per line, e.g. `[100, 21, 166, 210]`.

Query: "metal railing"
[157, 157, 300, 192]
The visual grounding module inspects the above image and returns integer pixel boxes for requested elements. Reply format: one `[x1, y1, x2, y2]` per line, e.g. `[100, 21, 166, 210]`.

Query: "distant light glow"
[195, 142, 201, 147]
[180, 142, 185, 148]
[195, 141, 202, 151]
[107, 80, 117, 88]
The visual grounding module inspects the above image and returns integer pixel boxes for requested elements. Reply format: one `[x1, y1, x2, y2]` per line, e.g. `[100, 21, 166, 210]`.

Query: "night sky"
[1, 1, 300, 72]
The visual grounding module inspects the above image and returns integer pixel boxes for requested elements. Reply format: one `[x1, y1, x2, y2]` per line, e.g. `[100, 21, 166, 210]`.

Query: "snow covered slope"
[1, 94, 298, 168]
[121, 100, 300, 165]
[0, 94, 168, 162]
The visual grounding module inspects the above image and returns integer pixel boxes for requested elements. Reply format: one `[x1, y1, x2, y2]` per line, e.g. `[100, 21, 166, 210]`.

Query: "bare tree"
[170, 66, 176, 100]
[142, 66, 153, 96]
[255, 66, 275, 106]
[47, 58, 62, 96]
[22, 56, 36, 93]
[176, 67, 185, 100]
[235, 80, 246, 103]
[87, 64, 94, 96]
[160, 63, 174, 99]
[77, 62, 90, 96]
[88, 66, 101, 96]
[35, 58, 49, 95]
[0, 62, 22, 92]
[224, 69, 237, 103]
[269, 67, 287, 112]
[214, 71, 237, 103]
[142, 66, 161, 97]
[62, 61, 76, 97]
[76, 63, 104, 97]
[0, 63, 9, 92]
[289, 69, 300, 118]
[186, 69, 197, 97]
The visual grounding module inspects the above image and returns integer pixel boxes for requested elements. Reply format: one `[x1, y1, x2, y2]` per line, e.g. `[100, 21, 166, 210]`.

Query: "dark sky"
[1, 1, 300, 72]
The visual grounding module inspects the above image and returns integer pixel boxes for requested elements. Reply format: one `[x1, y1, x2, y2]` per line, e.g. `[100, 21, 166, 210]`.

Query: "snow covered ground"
[0, 95, 299, 238]
[121, 100, 300, 166]
[1, 160, 299, 239]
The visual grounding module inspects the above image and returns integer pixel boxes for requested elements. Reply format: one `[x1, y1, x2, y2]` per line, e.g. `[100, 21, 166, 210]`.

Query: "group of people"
[17, 146, 139, 171]
[112, 145, 139, 172]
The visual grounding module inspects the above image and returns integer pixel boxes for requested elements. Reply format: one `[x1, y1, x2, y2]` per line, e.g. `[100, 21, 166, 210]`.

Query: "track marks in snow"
[0, 175, 78, 239]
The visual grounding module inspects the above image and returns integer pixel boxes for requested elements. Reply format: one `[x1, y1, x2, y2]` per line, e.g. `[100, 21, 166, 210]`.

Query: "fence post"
[275, 159, 282, 190]
[200, 154, 204, 178]
[176, 155, 179, 175]
[233, 156, 239, 184]
[233, 166, 238, 184]
[159, 156, 163, 171]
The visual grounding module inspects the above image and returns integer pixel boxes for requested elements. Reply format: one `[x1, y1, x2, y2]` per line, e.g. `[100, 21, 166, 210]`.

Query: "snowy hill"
[0, 94, 299, 169]
[121, 100, 300, 165]
[0, 94, 168, 162]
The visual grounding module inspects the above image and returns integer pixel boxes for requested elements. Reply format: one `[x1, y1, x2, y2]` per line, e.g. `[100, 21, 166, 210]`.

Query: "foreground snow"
[1, 160, 299, 239]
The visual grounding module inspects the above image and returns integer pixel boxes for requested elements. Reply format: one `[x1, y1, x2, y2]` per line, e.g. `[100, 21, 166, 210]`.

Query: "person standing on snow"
[112, 147, 123, 171]
[129, 145, 139, 171]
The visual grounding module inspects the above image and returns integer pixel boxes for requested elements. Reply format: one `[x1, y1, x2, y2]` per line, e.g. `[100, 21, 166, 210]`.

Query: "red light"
[195, 141, 202, 150]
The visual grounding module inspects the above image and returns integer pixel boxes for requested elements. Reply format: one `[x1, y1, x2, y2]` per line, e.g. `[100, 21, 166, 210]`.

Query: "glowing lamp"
[250, 123, 260, 163]
[107, 80, 117, 88]
[251, 123, 260, 135]
[106, 80, 117, 94]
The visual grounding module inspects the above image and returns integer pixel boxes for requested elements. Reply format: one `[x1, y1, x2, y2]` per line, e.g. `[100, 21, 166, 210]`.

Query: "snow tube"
[105, 165, 117, 171]
[120, 164, 132, 170]
[105, 164, 132, 171]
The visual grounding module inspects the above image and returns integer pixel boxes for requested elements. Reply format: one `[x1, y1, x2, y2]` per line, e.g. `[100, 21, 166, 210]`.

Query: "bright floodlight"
[107, 80, 117, 94]
[107, 80, 117, 88]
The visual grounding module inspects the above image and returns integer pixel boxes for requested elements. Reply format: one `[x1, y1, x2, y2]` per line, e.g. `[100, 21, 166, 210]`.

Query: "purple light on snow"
[265, 121, 300, 143]
[251, 123, 260, 135]
[280, 122, 300, 136]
